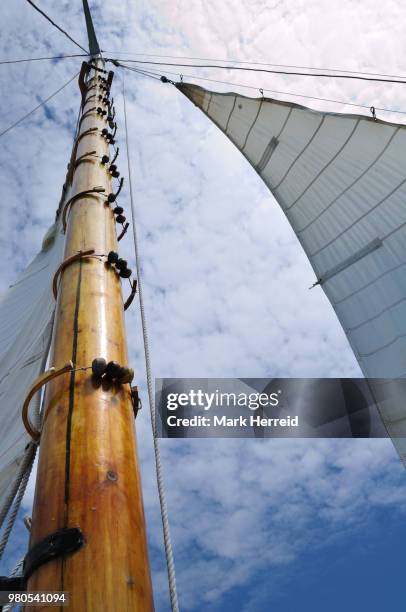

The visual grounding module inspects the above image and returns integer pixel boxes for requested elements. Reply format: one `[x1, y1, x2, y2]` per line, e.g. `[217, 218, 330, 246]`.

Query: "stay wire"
[111, 58, 406, 85]
[105, 50, 406, 81]
[115, 63, 163, 82]
[122, 75, 180, 612]
[25, 0, 88, 54]
[0, 71, 79, 139]
[0, 53, 89, 66]
[116, 61, 406, 116]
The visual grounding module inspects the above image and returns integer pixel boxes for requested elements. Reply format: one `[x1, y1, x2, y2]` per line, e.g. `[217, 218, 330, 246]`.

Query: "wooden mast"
[26, 3, 154, 609]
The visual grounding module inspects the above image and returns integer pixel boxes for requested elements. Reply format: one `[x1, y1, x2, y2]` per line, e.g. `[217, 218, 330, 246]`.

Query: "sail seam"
[273, 115, 325, 190]
[310, 176, 406, 258]
[297, 127, 400, 234]
[241, 98, 264, 151]
[333, 259, 406, 306]
[225, 96, 237, 131]
[286, 118, 361, 211]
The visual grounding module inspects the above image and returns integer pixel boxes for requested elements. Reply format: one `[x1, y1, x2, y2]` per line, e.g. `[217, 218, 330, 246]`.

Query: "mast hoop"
[73, 150, 98, 169]
[75, 126, 99, 145]
[62, 186, 105, 232]
[77, 107, 101, 130]
[52, 249, 96, 298]
[22, 361, 74, 442]
[82, 93, 98, 106]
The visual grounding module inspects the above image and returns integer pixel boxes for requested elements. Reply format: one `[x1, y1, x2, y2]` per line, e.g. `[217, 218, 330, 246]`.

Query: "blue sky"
[1, 1, 406, 610]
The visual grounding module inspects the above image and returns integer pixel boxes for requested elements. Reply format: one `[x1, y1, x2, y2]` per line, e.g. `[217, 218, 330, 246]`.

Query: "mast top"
[82, 0, 100, 57]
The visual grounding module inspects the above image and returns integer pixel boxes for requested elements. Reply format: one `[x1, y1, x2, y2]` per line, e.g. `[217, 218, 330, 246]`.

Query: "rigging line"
[25, 0, 88, 54]
[0, 53, 90, 65]
[105, 50, 406, 80]
[122, 76, 180, 612]
[0, 71, 79, 139]
[117, 62, 406, 116]
[115, 62, 163, 81]
[2, 558, 25, 612]
[0, 445, 36, 532]
[110, 58, 406, 85]
[0, 445, 36, 561]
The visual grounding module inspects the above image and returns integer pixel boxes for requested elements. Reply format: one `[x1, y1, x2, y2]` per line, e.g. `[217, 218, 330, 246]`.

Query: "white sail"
[179, 83, 406, 465]
[0, 222, 65, 506]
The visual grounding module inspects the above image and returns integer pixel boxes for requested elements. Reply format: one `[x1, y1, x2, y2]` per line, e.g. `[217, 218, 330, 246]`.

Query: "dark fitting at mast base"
[0, 528, 84, 593]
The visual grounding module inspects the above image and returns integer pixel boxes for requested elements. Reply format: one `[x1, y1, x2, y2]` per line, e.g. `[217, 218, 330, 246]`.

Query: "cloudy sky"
[1, 1, 406, 610]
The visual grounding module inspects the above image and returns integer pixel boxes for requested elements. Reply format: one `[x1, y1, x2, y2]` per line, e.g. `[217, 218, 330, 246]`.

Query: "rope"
[0, 445, 35, 532]
[0, 53, 89, 66]
[105, 50, 406, 80]
[122, 76, 180, 612]
[2, 557, 25, 612]
[0, 71, 80, 139]
[117, 62, 406, 117]
[0, 445, 36, 561]
[0, 339, 45, 560]
[111, 58, 406, 85]
[25, 0, 88, 54]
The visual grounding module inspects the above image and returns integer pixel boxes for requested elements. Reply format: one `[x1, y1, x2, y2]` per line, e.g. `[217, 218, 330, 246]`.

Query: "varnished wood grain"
[26, 63, 154, 611]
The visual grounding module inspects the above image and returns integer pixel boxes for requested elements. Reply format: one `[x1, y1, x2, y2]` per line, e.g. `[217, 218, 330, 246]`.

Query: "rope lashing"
[22, 361, 74, 442]
[62, 186, 105, 232]
[91, 358, 134, 384]
[106, 250, 137, 308]
[98, 94, 111, 106]
[107, 250, 132, 278]
[113, 204, 124, 217]
[109, 163, 120, 178]
[101, 127, 116, 144]
[113, 204, 129, 238]
[52, 249, 95, 298]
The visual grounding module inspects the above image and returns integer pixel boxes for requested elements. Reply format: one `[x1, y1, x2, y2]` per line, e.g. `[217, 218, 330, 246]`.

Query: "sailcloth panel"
[0, 222, 65, 506]
[178, 83, 406, 465]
